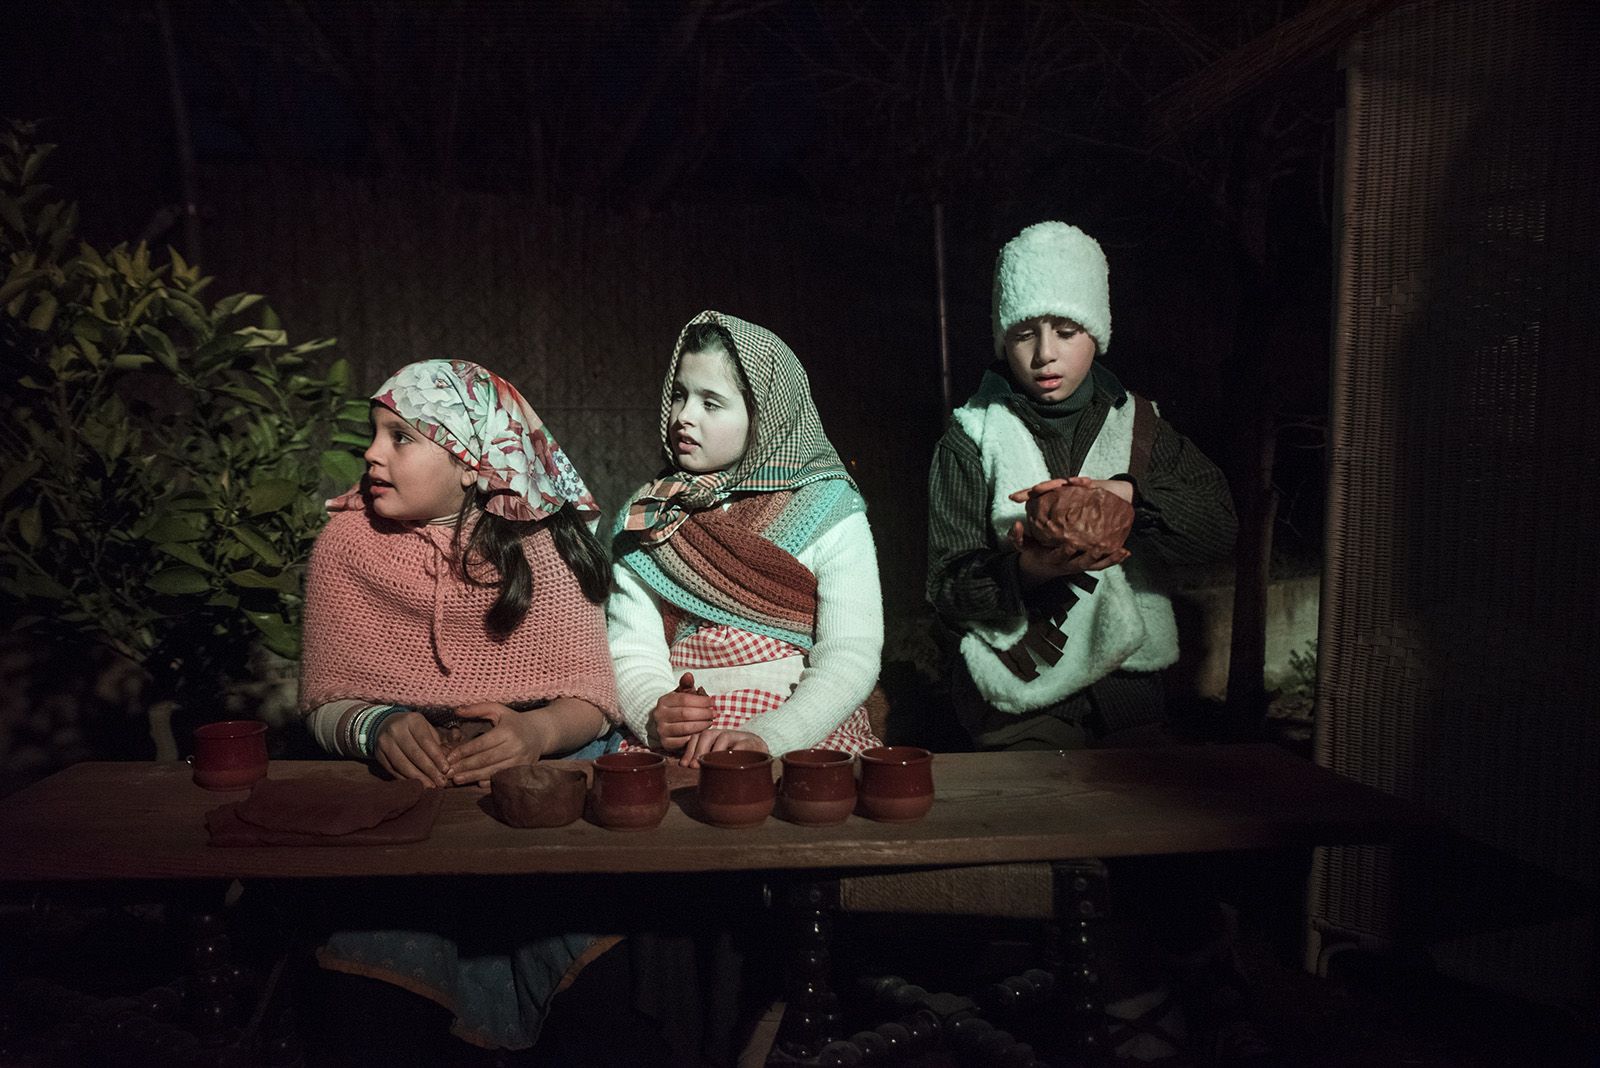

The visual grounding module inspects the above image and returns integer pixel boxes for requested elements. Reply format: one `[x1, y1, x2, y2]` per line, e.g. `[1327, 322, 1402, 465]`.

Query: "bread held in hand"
[1022, 482, 1133, 559]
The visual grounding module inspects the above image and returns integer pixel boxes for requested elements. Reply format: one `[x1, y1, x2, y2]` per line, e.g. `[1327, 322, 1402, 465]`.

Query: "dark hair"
[453, 496, 609, 635]
[679, 321, 757, 432]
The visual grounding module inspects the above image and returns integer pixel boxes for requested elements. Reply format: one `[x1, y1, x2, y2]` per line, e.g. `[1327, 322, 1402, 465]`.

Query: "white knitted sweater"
[606, 509, 883, 756]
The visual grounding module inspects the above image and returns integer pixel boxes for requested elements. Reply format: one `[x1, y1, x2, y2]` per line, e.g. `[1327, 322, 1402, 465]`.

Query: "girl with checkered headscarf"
[608, 310, 884, 765]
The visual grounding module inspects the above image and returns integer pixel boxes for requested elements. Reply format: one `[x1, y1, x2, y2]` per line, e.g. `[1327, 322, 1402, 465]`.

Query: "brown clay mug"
[590, 751, 670, 831]
[697, 750, 776, 828]
[491, 764, 588, 828]
[190, 720, 269, 792]
[857, 746, 935, 823]
[778, 748, 856, 826]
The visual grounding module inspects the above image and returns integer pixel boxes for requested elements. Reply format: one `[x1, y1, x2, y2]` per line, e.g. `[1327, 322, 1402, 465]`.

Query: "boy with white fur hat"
[928, 220, 1236, 750]
[929, 229, 1271, 1063]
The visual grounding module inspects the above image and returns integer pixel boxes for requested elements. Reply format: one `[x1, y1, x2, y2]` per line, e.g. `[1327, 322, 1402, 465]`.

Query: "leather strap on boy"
[1128, 393, 1156, 483]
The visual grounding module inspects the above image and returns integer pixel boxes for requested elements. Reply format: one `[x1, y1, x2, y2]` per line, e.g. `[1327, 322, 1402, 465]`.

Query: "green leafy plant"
[1283, 639, 1319, 702]
[0, 120, 366, 723]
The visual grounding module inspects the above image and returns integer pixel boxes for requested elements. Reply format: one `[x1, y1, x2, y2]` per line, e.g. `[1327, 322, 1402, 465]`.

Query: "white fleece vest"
[951, 397, 1179, 714]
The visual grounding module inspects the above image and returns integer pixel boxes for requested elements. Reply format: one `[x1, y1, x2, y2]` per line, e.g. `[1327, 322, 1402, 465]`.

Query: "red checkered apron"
[622, 621, 880, 754]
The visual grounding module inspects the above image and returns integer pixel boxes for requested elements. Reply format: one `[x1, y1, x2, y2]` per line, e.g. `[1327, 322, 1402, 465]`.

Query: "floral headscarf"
[329, 359, 598, 523]
[622, 310, 853, 545]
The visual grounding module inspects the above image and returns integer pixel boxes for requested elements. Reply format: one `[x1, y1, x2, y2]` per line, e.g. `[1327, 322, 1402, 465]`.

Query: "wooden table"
[0, 745, 1430, 882]
[0, 746, 1435, 1065]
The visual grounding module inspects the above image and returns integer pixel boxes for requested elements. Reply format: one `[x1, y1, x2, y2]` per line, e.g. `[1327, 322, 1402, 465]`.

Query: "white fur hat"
[991, 221, 1111, 354]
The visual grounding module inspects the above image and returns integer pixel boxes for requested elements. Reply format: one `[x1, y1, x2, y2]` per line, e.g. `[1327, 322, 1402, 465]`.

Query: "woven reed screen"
[1313, 0, 1599, 1005]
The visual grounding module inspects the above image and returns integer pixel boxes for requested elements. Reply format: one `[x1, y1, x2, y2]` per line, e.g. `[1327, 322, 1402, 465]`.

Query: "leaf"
[10, 571, 69, 599]
[235, 326, 287, 349]
[320, 449, 365, 485]
[229, 568, 298, 593]
[146, 566, 212, 595]
[166, 294, 211, 340]
[26, 291, 58, 331]
[0, 196, 25, 235]
[0, 456, 41, 503]
[78, 336, 104, 368]
[142, 513, 206, 544]
[112, 352, 156, 370]
[163, 491, 212, 512]
[20, 143, 56, 185]
[17, 505, 42, 547]
[0, 267, 43, 306]
[244, 477, 299, 515]
[287, 338, 339, 360]
[196, 332, 247, 361]
[330, 431, 370, 447]
[231, 524, 285, 567]
[126, 289, 158, 325]
[156, 542, 212, 571]
[328, 357, 351, 387]
[35, 201, 61, 239]
[136, 325, 181, 373]
[213, 292, 263, 318]
[215, 382, 268, 406]
[246, 611, 301, 660]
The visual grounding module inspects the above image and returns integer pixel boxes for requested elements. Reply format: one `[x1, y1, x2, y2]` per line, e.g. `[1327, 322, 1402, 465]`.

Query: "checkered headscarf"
[622, 310, 855, 546]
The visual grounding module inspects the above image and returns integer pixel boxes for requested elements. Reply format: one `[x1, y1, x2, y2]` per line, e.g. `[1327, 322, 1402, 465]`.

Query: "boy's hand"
[680, 728, 768, 769]
[649, 671, 716, 752]
[373, 711, 450, 788]
[1009, 475, 1133, 505]
[446, 702, 552, 787]
[1008, 477, 1074, 503]
[1011, 522, 1131, 583]
[1006, 477, 1134, 583]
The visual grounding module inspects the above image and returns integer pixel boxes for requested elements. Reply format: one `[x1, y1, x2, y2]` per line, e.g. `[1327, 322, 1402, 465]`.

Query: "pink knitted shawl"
[298, 510, 619, 717]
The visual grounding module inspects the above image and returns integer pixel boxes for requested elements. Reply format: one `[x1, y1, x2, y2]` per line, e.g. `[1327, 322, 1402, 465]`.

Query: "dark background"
[4, 1, 1600, 1055]
[3, 0, 1339, 635]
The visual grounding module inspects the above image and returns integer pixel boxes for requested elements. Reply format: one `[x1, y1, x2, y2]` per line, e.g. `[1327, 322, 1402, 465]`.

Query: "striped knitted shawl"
[614, 478, 864, 650]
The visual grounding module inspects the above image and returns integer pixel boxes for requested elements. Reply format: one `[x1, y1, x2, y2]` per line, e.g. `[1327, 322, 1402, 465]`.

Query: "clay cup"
[190, 720, 269, 792]
[697, 750, 776, 828]
[778, 748, 857, 826]
[857, 746, 935, 823]
[590, 751, 670, 831]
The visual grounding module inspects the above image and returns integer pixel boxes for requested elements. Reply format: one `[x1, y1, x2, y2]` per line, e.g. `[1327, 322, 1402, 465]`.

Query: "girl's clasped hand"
[373, 703, 569, 789]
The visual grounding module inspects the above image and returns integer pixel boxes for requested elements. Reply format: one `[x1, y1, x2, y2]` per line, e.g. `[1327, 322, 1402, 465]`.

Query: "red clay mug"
[778, 748, 856, 826]
[590, 751, 670, 831]
[190, 720, 269, 792]
[697, 750, 776, 828]
[857, 746, 935, 822]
